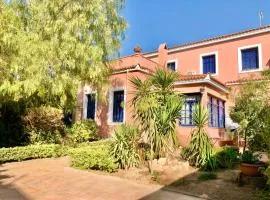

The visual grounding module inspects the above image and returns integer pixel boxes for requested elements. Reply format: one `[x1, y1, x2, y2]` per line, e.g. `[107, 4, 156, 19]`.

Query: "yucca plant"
[111, 124, 141, 169]
[131, 69, 183, 158]
[185, 105, 215, 169]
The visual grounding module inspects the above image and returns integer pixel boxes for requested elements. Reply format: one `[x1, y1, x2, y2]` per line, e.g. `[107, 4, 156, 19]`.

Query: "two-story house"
[76, 25, 270, 146]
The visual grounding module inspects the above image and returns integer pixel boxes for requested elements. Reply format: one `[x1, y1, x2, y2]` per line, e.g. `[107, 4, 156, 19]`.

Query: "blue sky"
[120, 0, 270, 56]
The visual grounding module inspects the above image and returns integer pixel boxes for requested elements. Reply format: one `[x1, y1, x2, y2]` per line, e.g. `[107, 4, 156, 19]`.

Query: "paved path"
[0, 157, 201, 200]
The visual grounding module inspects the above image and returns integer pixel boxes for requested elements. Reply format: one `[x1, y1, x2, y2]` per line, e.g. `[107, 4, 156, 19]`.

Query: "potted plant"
[240, 151, 266, 176]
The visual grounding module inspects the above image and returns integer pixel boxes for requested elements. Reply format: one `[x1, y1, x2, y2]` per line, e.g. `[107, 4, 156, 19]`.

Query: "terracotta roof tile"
[177, 74, 227, 88]
[226, 77, 269, 85]
[143, 25, 270, 56]
[178, 74, 207, 81]
[110, 53, 161, 72]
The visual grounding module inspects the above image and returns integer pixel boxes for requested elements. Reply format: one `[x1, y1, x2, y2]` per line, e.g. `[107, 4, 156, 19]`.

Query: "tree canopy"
[230, 72, 270, 151]
[0, 0, 127, 109]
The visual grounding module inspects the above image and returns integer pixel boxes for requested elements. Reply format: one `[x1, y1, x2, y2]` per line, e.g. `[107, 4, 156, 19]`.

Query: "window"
[202, 55, 216, 74]
[180, 95, 201, 126]
[241, 47, 259, 70]
[208, 96, 225, 128]
[167, 60, 177, 71]
[112, 90, 124, 122]
[238, 44, 262, 72]
[86, 93, 96, 120]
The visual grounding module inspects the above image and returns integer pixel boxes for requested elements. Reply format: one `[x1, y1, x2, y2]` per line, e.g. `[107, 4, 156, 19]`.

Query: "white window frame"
[238, 44, 262, 73]
[166, 59, 178, 71]
[200, 51, 219, 76]
[108, 87, 126, 125]
[83, 91, 97, 121]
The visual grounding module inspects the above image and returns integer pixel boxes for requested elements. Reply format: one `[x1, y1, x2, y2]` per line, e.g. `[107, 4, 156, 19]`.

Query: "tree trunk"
[243, 130, 247, 152]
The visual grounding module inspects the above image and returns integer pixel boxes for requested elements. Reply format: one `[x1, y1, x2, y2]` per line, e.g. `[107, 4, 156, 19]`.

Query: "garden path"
[0, 157, 202, 200]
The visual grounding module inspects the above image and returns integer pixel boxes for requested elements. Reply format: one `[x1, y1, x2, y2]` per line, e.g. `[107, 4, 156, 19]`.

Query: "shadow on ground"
[0, 164, 30, 200]
[140, 168, 264, 200]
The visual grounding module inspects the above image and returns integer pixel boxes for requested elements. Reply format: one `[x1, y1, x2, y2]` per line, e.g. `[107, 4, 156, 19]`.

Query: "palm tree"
[131, 69, 183, 158]
[185, 105, 214, 168]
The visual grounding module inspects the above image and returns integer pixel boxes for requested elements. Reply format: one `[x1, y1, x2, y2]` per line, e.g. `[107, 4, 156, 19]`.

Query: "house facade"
[76, 25, 270, 146]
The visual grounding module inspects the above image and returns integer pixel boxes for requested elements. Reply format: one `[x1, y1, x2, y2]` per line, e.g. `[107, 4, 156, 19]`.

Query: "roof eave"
[174, 79, 229, 94]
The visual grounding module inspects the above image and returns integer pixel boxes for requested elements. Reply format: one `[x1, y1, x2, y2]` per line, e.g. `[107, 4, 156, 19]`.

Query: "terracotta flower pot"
[219, 140, 234, 147]
[240, 163, 265, 176]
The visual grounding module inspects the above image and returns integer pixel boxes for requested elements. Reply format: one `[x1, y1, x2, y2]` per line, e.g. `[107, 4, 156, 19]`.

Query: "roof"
[175, 74, 229, 93]
[225, 77, 269, 85]
[143, 25, 270, 57]
[110, 53, 161, 72]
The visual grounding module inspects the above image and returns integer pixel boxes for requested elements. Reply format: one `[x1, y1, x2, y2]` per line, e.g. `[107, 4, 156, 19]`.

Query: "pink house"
[76, 25, 270, 146]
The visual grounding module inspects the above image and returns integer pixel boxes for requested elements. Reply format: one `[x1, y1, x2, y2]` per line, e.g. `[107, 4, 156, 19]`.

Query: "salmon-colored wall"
[150, 32, 270, 83]
[91, 70, 150, 137]
[77, 31, 270, 146]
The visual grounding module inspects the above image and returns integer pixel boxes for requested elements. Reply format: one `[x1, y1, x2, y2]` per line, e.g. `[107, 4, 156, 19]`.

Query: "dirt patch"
[95, 158, 266, 200]
[167, 169, 258, 200]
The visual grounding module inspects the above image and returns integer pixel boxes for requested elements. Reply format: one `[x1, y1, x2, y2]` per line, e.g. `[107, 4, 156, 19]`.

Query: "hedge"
[68, 140, 118, 172]
[0, 144, 67, 163]
[0, 140, 118, 173]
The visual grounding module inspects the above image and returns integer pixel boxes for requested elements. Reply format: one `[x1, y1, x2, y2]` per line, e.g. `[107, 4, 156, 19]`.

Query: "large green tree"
[230, 73, 270, 152]
[0, 0, 126, 109]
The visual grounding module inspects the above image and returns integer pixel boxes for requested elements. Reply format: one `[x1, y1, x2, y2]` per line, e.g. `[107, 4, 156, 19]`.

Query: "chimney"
[133, 45, 142, 54]
[158, 43, 168, 67]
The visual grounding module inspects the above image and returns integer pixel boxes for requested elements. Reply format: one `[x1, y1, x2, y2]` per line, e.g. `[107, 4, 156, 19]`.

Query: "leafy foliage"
[24, 106, 66, 135]
[265, 167, 270, 186]
[241, 151, 260, 164]
[131, 69, 183, 158]
[230, 79, 270, 151]
[23, 106, 66, 144]
[69, 119, 99, 144]
[69, 141, 118, 172]
[0, 144, 66, 163]
[183, 105, 215, 170]
[214, 146, 240, 168]
[0, 0, 126, 109]
[111, 124, 140, 169]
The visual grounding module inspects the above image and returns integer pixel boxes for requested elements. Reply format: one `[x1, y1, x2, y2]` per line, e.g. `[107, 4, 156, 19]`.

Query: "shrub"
[111, 124, 141, 169]
[29, 130, 64, 144]
[184, 105, 216, 170]
[0, 144, 66, 163]
[69, 119, 99, 143]
[215, 146, 240, 168]
[23, 106, 66, 144]
[69, 140, 117, 172]
[241, 150, 260, 164]
[265, 166, 270, 186]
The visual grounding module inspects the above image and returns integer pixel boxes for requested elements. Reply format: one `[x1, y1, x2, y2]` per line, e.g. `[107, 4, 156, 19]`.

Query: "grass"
[197, 172, 217, 181]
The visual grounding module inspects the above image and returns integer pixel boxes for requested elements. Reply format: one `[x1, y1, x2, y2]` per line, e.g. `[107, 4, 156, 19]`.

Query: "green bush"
[215, 146, 240, 168]
[29, 130, 64, 144]
[69, 140, 117, 172]
[265, 166, 270, 186]
[241, 150, 260, 164]
[69, 119, 99, 143]
[111, 124, 141, 169]
[23, 106, 66, 144]
[0, 144, 66, 163]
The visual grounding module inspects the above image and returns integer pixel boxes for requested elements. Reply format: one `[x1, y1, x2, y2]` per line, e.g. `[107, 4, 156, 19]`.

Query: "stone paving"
[0, 157, 201, 200]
